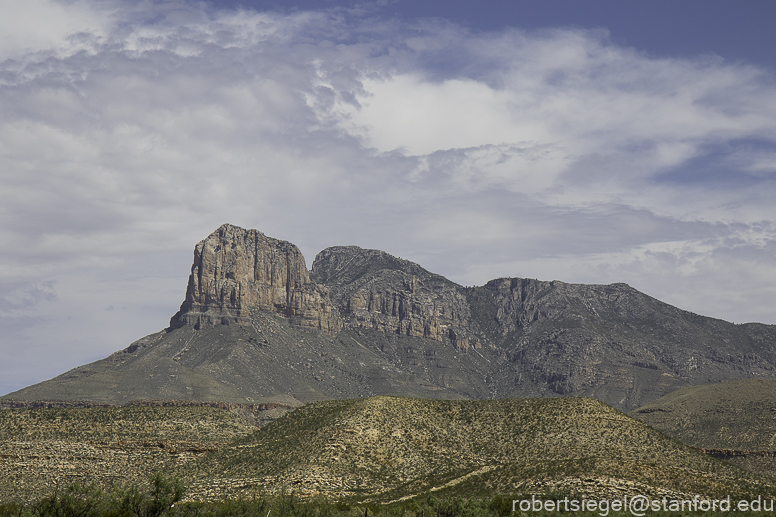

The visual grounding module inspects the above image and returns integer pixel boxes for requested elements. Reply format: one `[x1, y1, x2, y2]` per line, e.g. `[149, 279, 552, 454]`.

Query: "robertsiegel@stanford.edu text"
[512, 495, 775, 516]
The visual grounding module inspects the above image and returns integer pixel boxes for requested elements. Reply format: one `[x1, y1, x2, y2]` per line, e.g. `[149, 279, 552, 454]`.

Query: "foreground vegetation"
[3, 476, 776, 517]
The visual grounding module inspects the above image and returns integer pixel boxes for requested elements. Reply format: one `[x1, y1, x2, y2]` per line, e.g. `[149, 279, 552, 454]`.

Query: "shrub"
[32, 482, 105, 517]
[114, 473, 185, 517]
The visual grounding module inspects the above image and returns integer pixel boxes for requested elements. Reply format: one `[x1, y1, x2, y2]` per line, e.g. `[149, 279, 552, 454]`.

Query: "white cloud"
[0, 0, 113, 61]
[340, 30, 776, 190]
[341, 75, 555, 156]
[1, 0, 776, 394]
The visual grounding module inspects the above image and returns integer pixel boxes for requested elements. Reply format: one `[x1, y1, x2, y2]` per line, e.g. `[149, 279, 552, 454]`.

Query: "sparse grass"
[631, 379, 776, 452]
[630, 380, 776, 483]
[0, 406, 255, 504]
[6, 487, 776, 517]
[193, 396, 776, 502]
[3, 396, 776, 505]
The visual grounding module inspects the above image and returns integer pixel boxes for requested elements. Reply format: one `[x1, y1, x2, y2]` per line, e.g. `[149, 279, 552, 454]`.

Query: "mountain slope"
[5, 310, 491, 406]
[463, 278, 776, 408]
[631, 379, 776, 479]
[632, 379, 776, 450]
[4, 223, 776, 411]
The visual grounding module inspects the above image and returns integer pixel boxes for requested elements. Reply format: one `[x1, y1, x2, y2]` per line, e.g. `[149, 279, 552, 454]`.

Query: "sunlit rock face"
[170, 223, 342, 334]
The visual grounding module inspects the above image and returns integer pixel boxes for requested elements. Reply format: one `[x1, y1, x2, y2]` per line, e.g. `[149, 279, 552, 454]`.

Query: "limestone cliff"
[311, 246, 480, 350]
[170, 224, 341, 334]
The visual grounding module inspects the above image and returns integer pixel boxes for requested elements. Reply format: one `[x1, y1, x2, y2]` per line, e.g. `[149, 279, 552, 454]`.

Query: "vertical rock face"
[170, 224, 341, 334]
[311, 246, 479, 350]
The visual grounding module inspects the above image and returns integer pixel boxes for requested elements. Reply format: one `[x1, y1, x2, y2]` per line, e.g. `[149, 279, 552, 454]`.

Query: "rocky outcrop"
[0, 400, 115, 409]
[170, 224, 341, 334]
[480, 278, 557, 333]
[311, 246, 480, 350]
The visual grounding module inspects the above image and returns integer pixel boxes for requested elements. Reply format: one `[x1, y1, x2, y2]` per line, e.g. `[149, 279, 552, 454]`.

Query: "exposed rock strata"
[170, 224, 341, 334]
[0, 400, 115, 410]
[312, 246, 480, 350]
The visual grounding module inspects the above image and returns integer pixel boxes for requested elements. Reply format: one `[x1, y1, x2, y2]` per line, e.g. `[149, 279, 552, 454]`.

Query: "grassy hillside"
[631, 379, 776, 479]
[4, 395, 776, 505]
[0, 406, 255, 503]
[631, 379, 776, 450]
[190, 396, 776, 502]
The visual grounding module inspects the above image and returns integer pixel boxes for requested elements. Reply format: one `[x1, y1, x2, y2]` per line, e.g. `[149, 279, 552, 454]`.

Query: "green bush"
[113, 473, 185, 517]
[18, 474, 184, 517]
[486, 496, 511, 517]
[33, 482, 105, 517]
[0, 503, 22, 517]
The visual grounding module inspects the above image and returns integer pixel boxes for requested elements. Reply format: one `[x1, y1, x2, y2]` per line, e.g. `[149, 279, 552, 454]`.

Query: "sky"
[2, 0, 776, 396]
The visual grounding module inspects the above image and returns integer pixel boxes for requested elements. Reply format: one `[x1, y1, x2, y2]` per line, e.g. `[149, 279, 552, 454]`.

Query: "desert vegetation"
[194, 396, 776, 501]
[4, 481, 776, 517]
[631, 379, 776, 481]
[3, 396, 776, 508]
[0, 406, 255, 503]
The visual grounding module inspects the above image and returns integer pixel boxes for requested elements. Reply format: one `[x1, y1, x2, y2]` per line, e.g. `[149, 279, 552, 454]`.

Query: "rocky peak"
[479, 277, 653, 334]
[170, 224, 341, 334]
[311, 246, 433, 294]
[312, 246, 479, 349]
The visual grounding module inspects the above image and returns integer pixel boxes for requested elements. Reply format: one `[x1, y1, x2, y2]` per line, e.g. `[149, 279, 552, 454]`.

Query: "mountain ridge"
[4, 223, 776, 411]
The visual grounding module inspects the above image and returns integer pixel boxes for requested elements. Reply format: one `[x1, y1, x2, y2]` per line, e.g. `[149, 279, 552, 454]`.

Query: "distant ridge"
[0, 398, 293, 414]
[632, 379, 776, 479]
[0, 398, 294, 426]
[5, 223, 776, 410]
[0, 399, 115, 410]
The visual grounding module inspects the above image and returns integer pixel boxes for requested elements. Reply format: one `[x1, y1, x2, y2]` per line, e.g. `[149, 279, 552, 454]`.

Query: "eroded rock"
[170, 224, 341, 334]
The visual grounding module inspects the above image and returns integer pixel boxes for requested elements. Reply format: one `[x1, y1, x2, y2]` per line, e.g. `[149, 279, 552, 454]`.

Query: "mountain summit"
[5, 223, 776, 410]
[169, 224, 341, 334]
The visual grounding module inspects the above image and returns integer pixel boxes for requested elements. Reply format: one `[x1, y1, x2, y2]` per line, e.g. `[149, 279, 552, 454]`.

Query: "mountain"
[4, 223, 776, 411]
[631, 379, 776, 479]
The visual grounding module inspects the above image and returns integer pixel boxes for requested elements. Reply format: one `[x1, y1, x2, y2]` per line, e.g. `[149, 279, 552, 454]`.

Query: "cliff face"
[170, 224, 341, 334]
[311, 246, 479, 350]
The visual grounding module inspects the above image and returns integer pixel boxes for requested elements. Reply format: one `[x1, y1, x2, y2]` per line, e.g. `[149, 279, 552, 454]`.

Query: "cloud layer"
[2, 0, 776, 394]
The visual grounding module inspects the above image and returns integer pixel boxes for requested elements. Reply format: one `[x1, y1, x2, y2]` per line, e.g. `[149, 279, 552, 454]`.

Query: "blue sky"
[1, 0, 776, 395]
[213, 0, 776, 67]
